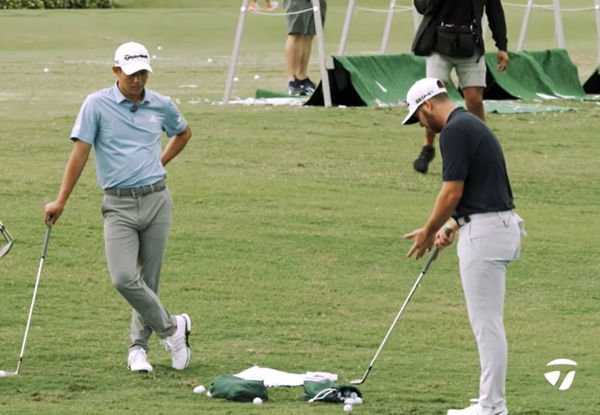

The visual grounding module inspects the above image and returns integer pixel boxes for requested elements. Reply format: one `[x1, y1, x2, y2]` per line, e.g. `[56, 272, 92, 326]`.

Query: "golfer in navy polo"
[402, 78, 525, 415]
[44, 41, 193, 373]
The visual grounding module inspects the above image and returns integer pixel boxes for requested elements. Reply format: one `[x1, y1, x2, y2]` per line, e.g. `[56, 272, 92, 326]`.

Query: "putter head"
[0, 239, 13, 258]
[349, 378, 364, 385]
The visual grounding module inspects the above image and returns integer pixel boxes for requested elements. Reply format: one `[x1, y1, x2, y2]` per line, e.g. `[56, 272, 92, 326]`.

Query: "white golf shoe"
[128, 347, 153, 373]
[162, 313, 191, 370]
[447, 400, 508, 415]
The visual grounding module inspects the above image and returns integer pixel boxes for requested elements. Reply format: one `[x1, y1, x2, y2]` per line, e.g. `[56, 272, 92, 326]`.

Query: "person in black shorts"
[284, 0, 326, 95]
[402, 78, 525, 415]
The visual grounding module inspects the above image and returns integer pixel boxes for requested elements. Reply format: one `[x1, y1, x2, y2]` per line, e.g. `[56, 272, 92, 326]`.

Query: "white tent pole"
[595, 0, 600, 69]
[380, 0, 397, 54]
[412, 4, 421, 35]
[337, 0, 356, 55]
[552, 0, 566, 48]
[312, 0, 332, 107]
[223, 0, 250, 104]
[516, 0, 534, 51]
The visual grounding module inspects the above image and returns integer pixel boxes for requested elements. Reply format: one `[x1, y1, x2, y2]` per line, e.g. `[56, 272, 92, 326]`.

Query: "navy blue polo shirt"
[440, 107, 514, 217]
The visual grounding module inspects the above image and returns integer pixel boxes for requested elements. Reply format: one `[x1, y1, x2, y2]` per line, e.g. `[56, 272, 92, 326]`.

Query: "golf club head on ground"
[0, 220, 14, 258]
[0, 370, 18, 378]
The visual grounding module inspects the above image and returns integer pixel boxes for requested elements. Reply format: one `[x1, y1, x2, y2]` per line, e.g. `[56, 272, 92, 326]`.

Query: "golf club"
[0, 219, 14, 258]
[350, 227, 451, 385]
[0, 226, 52, 378]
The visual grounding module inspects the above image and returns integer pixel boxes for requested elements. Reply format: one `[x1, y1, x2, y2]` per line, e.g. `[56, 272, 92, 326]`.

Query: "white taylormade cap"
[402, 78, 447, 125]
[113, 41, 153, 75]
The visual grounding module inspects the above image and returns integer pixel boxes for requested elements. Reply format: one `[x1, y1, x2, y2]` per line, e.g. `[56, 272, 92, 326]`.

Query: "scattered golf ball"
[350, 392, 358, 399]
[233, 77, 239, 82]
[253, 74, 260, 80]
[343, 403, 353, 412]
[152, 55, 157, 59]
[207, 58, 213, 63]
[253, 397, 263, 405]
[157, 45, 163, 51]
[43, 67, 50, 73]
[206, 391, 212, 398]
[354, 397, 363, 405]
[193, 385, 206, 394]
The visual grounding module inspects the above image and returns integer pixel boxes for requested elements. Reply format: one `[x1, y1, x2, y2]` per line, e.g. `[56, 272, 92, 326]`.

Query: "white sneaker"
[128, 347, 153, 372]
[162, 314, 191, 370]
[447, 400, 508, 415]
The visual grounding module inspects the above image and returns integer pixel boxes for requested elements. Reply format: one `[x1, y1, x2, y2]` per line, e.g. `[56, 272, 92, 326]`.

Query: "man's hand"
[497, 50, 509, 72]
[403, 228, 435, 260]
[435, 226, 455, 249]
[44, 200, 65, 227]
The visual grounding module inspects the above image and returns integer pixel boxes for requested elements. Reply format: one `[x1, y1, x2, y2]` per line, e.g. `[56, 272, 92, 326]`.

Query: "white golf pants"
[457, 210, 524, 411]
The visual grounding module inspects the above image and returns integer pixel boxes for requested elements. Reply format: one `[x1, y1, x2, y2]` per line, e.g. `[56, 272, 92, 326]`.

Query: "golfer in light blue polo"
[44, 41, 193, 373]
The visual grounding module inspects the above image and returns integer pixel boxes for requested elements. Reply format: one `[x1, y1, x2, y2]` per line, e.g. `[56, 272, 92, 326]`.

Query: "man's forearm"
[161, 126, 192, 167]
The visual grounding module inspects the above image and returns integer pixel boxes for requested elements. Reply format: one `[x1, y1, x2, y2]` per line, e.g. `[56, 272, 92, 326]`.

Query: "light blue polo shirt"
[71, 83, 187, 189]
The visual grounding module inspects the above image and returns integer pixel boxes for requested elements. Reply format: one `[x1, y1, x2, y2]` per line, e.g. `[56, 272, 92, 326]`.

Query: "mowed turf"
[0, 1, 599, 414]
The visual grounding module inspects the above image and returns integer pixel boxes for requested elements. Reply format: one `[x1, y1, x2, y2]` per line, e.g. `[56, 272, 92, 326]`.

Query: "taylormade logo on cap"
[114, 41, 153, 75]
[402, 78, 447, 125]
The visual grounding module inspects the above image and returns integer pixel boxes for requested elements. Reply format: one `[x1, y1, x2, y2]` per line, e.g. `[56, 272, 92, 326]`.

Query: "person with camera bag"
[410, 0, 509, 174]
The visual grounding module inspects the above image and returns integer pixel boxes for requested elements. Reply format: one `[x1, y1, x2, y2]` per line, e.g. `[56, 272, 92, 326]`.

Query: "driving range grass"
[1, 1, 600, 414]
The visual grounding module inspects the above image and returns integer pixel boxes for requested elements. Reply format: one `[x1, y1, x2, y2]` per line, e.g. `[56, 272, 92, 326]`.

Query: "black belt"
[104, 179, 166, 198]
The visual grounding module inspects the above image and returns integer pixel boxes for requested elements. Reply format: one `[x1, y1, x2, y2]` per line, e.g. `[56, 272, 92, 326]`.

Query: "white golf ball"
[206, 391, 212, 398]
[253, 397, 263, 405]
[350, 392, 358, 399]
[152, 55, 157, 59]
[253, 74, 260, 80]
[157, 45, 163, 51]
[354, 397, 363, 405]
[193, 385, 206, 394]
[43, 67, 50, 73]
[343, 403, 353, 412]
[233, 77, 239, 82]
[207, 58, 213, 63]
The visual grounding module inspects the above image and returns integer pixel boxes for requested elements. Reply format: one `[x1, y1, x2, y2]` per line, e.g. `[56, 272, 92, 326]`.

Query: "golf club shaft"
[15, 226, 52, 375]
[357, 246, 439, 380]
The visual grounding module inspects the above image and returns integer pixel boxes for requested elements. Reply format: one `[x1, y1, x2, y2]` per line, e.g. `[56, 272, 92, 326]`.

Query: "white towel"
[235, 365, 338, 387]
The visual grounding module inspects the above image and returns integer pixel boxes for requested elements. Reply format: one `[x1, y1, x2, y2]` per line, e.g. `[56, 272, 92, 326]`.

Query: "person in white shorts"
[402, 78, 525, 415]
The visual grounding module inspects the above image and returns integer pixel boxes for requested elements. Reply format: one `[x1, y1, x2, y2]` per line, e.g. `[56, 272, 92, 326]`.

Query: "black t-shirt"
[440, 108, 514, 217]
[437, 0, 474, 27]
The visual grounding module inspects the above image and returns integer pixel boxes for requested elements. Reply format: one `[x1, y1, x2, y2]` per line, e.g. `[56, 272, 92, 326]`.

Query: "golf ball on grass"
[206, 391, 212, 398]
[253, 74, 260, 80]
[343, 403, 353, 412]
[253, 397, 263, 405]
[193, 385, 206, 394]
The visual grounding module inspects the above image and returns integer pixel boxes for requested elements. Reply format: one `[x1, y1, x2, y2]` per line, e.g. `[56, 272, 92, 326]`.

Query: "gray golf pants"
[457, 211, 524, 411]
[102, 189, 176, 350]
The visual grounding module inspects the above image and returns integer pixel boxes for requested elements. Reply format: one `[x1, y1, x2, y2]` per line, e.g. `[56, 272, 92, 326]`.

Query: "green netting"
[485, 49, 585, 99]
[305, 49, 584, 107]
[323, 54, 462, 107]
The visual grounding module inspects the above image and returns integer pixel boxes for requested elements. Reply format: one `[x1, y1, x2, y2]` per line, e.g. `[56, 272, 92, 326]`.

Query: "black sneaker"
[413, 145, 435, 173]
[288, 78, 305, 96]
[298, 77, 316, 95]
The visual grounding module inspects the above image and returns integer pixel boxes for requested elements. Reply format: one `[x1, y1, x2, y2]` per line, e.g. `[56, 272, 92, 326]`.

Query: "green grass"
[1, 1, 599, 414]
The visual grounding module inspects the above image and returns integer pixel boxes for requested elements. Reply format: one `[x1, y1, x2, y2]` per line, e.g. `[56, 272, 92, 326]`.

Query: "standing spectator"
[44, 41, 193, 374]
[248, 0, 279, 11]
[410, 0, 509, 173]
[284, 0, 327, 95]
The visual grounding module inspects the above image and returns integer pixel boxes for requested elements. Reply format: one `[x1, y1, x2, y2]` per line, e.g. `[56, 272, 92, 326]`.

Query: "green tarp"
[485, 49, 585, 99]
[306, 49, 585, 107]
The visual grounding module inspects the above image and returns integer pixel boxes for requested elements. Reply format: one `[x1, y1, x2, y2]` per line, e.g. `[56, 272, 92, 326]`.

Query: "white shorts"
[426, 52, 487, 89]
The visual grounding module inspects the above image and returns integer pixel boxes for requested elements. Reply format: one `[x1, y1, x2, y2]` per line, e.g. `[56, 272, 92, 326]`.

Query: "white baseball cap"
[114, 41, 153, 75]
[402, 78, 447, 125]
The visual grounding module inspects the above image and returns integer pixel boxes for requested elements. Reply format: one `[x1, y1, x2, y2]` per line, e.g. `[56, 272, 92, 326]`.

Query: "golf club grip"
[41, 226, 52, 258]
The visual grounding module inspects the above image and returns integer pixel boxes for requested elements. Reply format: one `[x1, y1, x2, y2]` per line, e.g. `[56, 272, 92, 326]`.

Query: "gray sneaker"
[161, 314, 191, 370]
